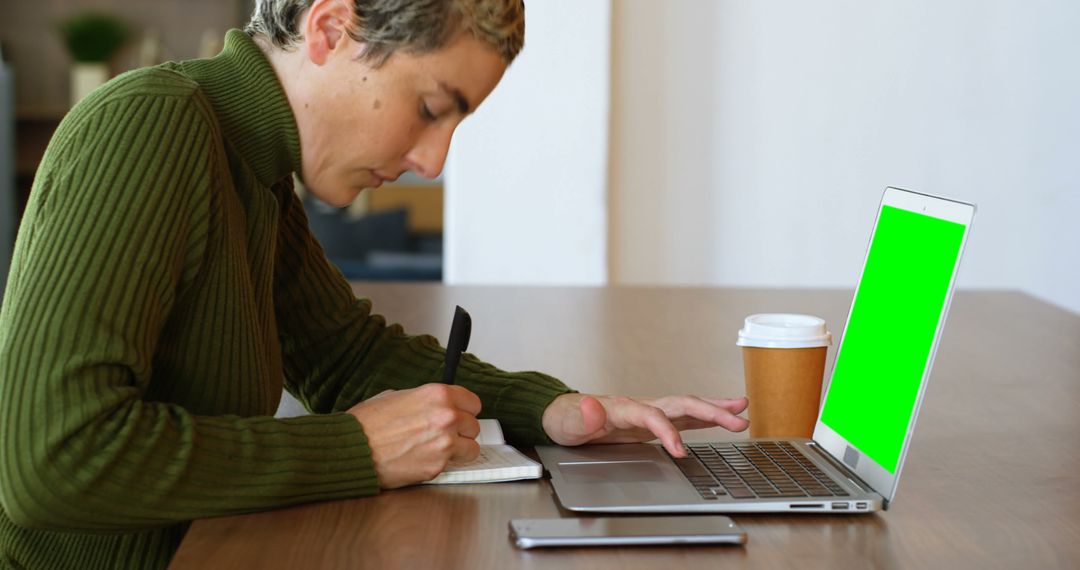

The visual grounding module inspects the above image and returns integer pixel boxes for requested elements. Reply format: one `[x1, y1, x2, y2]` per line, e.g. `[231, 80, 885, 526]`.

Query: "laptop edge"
[538, 187, 976, 514]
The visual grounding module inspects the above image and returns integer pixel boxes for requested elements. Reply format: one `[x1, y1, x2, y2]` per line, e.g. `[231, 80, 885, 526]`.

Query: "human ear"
[303, 0, 353, 65]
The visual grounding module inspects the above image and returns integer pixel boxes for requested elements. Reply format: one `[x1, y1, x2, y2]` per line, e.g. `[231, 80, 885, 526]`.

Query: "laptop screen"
[819, 205, 966, 473]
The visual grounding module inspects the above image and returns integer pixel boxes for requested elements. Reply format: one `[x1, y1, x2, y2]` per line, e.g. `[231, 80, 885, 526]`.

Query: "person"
[0, 0, 749, 568]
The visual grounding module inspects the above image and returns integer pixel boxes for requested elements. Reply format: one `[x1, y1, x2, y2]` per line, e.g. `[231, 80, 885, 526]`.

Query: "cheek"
[358, 104, 425, 163]
[300, 92, 422, 181]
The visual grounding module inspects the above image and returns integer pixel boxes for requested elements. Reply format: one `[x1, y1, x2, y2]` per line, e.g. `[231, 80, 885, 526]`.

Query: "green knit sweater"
[0, 30, 572, 569]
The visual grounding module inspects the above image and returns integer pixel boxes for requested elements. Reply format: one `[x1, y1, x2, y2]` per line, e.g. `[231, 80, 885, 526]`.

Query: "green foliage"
[58, 12, 130, 63]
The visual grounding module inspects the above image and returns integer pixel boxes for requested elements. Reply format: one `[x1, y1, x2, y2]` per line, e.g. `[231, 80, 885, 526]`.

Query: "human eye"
[419, 101, 437, 122]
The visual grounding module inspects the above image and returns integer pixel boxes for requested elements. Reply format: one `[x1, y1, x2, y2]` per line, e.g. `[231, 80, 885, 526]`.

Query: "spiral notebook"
[425, 419, 542, 485]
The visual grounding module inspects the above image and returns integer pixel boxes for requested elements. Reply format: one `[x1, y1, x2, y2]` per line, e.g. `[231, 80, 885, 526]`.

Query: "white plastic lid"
[736, 313, 832, 349]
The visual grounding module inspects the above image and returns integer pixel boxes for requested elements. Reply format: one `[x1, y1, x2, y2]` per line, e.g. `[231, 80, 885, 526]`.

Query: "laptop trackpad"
[559, 461, 668, 484]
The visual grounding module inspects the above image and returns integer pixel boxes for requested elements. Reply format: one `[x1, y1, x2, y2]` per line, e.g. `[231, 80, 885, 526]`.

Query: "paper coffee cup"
[737, 314, 831, 439]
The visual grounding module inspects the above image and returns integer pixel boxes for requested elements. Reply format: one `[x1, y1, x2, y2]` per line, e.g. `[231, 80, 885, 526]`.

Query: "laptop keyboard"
[672, 442, 850, 500]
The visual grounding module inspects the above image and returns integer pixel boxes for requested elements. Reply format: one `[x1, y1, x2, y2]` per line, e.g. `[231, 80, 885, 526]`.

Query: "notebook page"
[426, 445, 541, 484]
[424, 420, 541, 484]
[475, 419, 505, 445]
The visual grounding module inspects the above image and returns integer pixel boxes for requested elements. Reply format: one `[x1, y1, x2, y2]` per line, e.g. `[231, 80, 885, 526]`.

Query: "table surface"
[170, 284, 1080, 569]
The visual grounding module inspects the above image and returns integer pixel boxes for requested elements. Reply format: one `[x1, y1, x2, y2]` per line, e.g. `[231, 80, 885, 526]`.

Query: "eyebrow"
[438, 81, 471, 115]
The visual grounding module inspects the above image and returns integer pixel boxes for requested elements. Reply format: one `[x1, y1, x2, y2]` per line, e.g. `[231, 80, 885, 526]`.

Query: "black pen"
[442, 305, 472, 384]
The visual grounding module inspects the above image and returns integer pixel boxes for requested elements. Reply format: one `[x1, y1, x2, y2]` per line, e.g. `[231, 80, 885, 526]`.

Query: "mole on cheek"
[373, 99, 381, 110]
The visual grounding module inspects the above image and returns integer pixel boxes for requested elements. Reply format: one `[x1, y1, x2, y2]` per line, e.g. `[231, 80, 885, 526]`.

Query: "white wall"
[610, 0, 1080, 314]
[444, 0, 610, 285]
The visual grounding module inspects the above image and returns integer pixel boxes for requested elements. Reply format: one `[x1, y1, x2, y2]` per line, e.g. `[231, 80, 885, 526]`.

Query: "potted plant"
[58, 12, 130, 105]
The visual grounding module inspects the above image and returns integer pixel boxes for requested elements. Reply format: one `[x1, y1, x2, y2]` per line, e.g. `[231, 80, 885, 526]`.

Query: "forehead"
[397, 33, 508, 109]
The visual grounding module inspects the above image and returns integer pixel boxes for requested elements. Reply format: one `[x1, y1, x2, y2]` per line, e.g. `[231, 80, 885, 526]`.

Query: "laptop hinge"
[806, 441, 887, 507]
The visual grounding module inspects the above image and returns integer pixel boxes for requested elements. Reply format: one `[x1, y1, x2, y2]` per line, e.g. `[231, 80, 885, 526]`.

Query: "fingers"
[577, 395, 608, 435]
[355, 383, 487, 488]
[457, 411, 481, 440]
[427, 386, 482, 464]
[659, 396, 749, 433]
[450, 435, 481, 463]
[644, 408, 686, 457]
[443, 384, 484, 416]
[615, 401, 685, 457]
[699, 396, 750, 414]
[416, 383, 482, 415]
[428, 406, 482, 463]
[428, 404, 481, 435]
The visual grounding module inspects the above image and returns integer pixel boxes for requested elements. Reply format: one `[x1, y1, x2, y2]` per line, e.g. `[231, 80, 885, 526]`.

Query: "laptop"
[538, 187, 976, 514]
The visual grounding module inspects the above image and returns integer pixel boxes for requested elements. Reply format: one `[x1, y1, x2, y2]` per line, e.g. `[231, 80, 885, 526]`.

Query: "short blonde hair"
[245, 0, 525, 65]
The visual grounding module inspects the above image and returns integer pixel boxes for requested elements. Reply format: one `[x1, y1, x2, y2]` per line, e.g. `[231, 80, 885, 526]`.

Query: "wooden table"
[170, 285, 1080, 569]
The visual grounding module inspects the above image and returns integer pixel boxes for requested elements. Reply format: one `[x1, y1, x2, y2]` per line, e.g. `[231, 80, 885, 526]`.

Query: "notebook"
[425, 419, 542, 484]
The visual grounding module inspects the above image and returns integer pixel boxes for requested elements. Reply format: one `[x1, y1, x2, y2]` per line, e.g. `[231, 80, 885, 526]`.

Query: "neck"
[257, 39, 308, 117]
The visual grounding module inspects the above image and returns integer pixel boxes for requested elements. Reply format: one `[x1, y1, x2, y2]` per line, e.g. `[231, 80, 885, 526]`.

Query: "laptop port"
[856, 502, 868, 510]
[831, 502, 849, 510]
[790, 504, 824, 509]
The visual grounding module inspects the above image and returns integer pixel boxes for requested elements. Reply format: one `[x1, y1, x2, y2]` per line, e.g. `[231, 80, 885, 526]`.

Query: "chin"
[305, 184, 361, 208]
[322, 194, 357, 208]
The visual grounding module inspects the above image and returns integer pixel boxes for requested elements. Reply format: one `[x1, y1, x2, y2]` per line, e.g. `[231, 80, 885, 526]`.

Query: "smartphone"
[509, 516, 747, 549]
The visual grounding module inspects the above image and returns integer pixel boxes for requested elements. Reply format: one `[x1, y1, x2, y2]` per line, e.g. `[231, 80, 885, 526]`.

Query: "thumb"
[577, 395, 607, 436]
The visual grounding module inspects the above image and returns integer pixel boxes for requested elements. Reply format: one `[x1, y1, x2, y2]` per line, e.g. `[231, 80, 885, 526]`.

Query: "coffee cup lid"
[736, 313, 832, 349]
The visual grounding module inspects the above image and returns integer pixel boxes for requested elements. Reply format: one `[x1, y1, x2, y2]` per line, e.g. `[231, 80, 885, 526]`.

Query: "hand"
[541, 394, 750, 457]
[346, 384, 482, 489]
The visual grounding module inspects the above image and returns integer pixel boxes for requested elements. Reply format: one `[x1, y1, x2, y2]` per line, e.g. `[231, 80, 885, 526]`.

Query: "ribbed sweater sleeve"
[0, 78, 376, 533]
[271, 185, 575, 445]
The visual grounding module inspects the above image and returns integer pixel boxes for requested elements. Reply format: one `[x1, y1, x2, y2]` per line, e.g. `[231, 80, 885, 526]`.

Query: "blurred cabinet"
[368, 184, 444, 233]
[1, 63, 15, 301]
[13, 106, 65, 216]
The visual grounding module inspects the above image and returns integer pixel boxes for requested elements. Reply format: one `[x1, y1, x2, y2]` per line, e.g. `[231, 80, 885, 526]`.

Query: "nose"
[404, 125, 453, 179]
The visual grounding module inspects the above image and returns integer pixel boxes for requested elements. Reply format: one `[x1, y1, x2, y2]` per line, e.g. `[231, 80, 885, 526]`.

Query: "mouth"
[374, 171, 401, 186]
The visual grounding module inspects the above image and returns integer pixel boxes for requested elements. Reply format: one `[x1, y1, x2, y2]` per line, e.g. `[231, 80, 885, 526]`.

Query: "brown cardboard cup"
[736, 314, 832, 439]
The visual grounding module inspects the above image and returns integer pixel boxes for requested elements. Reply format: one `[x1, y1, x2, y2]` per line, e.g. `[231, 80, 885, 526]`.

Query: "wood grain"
[170, 286, 1080, 569]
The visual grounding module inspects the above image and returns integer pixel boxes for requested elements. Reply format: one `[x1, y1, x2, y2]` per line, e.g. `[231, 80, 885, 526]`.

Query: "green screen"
[820, 205, 965, 473]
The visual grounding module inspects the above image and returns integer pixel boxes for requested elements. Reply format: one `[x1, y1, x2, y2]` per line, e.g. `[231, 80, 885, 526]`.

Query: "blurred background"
[0, 0, 444, 292]
[1, 0, 1078, 315]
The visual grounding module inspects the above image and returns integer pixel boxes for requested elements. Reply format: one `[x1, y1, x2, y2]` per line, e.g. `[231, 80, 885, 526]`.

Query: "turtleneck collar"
[180, 29, 302, 187]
